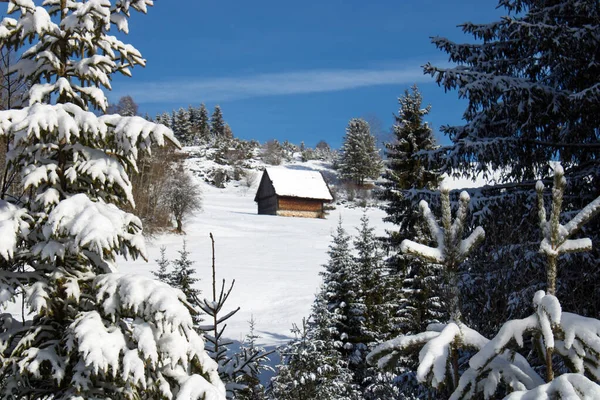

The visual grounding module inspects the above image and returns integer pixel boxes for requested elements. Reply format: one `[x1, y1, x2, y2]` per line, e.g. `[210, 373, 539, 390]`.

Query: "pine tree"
[371, 166, 600, 399]
[350, 214, 394, 395]
[424, 0, 600, 332]
[153, 246, 171, 283]
[188, 104, 200, 144]
[379, 86, 445, 336]
[198, 103, 211, 141]
[320, 219, 361, 356]
[270, 311, 361, 400]
[174, 107, 192, 145]
[339, 118, 382, 185]
[0, 1, 224, 398]
[211, 105, 226, 137]
[369, 183, 485, 397]
[168, 241, 202, 322]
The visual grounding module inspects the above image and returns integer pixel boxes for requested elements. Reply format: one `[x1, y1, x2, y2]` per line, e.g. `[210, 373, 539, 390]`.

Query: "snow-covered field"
[120, 169, 391, 348]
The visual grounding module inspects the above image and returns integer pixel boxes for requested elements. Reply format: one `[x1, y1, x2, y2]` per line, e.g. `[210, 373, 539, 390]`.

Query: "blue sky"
[111, 1, 506, 148]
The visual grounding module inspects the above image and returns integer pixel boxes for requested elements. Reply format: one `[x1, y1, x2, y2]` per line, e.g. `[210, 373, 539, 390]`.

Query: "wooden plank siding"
[278, 197, 323, 212]
[277, 197, 324, 218]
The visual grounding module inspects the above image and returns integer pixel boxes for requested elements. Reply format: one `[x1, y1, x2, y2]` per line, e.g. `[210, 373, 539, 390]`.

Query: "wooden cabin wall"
[278, 197, 323, 212]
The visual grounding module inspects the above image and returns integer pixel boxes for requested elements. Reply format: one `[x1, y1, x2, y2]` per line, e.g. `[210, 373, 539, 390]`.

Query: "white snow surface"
[263, 167, 333, 201]
[120, 162, 385, 346]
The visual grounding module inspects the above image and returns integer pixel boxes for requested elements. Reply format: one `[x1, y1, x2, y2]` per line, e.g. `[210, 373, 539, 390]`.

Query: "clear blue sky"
[110, 0, 506, 148]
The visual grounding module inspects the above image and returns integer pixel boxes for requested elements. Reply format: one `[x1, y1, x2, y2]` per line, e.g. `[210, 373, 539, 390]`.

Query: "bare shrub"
[128, 142, 184, 234]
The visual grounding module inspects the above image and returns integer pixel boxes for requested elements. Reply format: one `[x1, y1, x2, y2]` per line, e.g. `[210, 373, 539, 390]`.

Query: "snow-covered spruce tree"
[368, 183, 485, 396]
[424, 0, 600, 331]
[319, 219, 363, 360]
[380, 85, 444, 334]
[451, 165, 600, 399]
[174, 107, 192, 145]
[157, 111, 173, 129]
[166, 241, 202, 326]
[0, 1, 224, 398]
[187, 104, 201, 144]
[375, 87, 445, 397]
[352, 214, 404, 398]
[197, 103, 211, 142]
[339, 118, 382, 186]
[370, 166, 600, 399]
[270, 310, 361, 400]
[211, 105, 226, 138]
[153, 246, 170, 282]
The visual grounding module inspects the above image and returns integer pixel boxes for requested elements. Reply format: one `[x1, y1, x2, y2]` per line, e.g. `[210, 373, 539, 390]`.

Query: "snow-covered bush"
[0, 0, 224, 398]
[369, 165, 600, 399]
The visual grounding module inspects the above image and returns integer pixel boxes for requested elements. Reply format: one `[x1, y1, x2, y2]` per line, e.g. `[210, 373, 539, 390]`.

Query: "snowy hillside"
[119, 149, 491, 348]
[121, 155, 391, 347]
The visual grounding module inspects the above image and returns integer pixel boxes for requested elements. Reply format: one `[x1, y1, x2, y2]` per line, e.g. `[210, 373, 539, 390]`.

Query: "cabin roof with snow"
[254, 168, 333, 202]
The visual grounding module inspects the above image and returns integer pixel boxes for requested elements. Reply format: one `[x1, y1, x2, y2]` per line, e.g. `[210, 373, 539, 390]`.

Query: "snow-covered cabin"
[254, 168, 333, 218]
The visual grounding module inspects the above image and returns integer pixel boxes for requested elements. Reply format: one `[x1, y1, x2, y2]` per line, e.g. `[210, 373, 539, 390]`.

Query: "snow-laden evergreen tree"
[211, 105, 226, 138]
[352, 214, 404, 398]
[187, 104, 201, 144]
[373, 87, 445, 397]
[174, 107, 192, 145]
[319, 219, 362, 359]
[158, 111, 173, 129]
[270, 309, 361, 400]
[198, 103, 211, 141]
[167, 241, 202, 325]
[380, 85, 444, 334]
[371, 165, 600, 399]
[153, 246, 171, 283]
[339, 118, 382, 186]
[424, 0, 600, 333]
[0, 1, 224, 398]
[368, 183, 485, 396]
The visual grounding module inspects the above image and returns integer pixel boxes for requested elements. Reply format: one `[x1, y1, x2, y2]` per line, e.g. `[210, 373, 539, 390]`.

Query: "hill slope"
[121, 156, 390, 347]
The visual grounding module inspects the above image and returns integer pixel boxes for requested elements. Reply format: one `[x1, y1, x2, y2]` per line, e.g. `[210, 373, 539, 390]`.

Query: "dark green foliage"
[425, 0, 600, 335]
[198, 103, 211, 141]
[211, 105, 226, 137]
[270, 314, 361, 400]
[379, 85, 444, 334]
[375, 86, 444, 397]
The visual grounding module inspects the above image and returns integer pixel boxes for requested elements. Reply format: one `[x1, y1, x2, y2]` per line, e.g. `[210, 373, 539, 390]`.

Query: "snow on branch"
[36, 194, 145, 270]
[536, 163, 600, 295]
[400, 183, 484, 269]
[0, 199, 29, 261]
[504, 373, 600, 400]
[369, 322, 499, 391]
